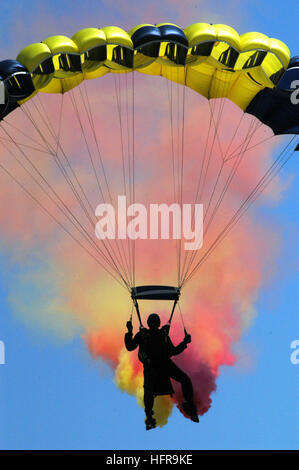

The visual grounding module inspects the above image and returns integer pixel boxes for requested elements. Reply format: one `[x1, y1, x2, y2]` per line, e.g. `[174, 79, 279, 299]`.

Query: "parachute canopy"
[1, 22, 299, 136]
[0, 22, 298, 299]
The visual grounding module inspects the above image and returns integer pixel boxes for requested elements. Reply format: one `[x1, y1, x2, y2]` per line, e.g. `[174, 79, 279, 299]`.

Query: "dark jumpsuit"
[124, 327, 194, 417]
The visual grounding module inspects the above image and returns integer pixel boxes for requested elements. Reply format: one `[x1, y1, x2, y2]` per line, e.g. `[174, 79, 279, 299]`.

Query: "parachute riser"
[133, 298, 144, 328]
[168, 299, 178, 326]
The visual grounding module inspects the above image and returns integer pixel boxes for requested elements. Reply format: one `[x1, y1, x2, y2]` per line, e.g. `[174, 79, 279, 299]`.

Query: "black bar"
[131, 285, 180, 301]
[0, 449, 294, 460]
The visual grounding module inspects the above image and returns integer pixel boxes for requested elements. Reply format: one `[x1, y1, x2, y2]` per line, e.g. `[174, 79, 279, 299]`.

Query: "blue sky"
[0, 0, 298, 450]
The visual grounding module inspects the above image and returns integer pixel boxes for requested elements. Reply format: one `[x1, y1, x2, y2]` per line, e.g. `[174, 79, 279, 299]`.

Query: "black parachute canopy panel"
[158, 24, 188, 47]
[0, 59, 28, 79]
[0, 100, 19, 120]
[246, 87, 299, 135]
[0, 60, 34, 100]
[131, 25, 162, 49]
[0, 60, 35, 120]
[131, 285, 180, 301]
[278, 56, 299, 91]
[246, 59, 299, 136]
[0, 60, 34, 120]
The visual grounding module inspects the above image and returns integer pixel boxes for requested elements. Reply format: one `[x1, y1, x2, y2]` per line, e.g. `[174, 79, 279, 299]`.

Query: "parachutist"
[124, 313, 199, 427]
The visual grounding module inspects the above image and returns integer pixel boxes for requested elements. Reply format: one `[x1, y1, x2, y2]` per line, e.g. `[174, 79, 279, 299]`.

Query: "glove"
[126, 320, 133, 333]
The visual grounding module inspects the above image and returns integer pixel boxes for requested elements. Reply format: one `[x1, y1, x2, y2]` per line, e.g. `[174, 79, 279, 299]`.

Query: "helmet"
[147, 313, 161, 329]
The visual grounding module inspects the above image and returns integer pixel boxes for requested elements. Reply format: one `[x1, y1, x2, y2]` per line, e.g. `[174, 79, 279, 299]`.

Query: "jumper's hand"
[126, 321, 133, 333]
[184, 332, 191, 344]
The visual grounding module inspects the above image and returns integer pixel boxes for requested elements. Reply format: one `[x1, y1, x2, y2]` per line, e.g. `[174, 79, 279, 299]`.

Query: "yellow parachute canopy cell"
[14, 22, 290, 111]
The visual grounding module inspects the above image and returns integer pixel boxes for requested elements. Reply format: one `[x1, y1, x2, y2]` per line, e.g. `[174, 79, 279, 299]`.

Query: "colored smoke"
[0, 67, 287, 427]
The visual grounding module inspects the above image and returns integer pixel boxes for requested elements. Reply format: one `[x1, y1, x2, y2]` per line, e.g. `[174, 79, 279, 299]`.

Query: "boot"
[181, 401, 199, 423]
[145, 412, 156, 430]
